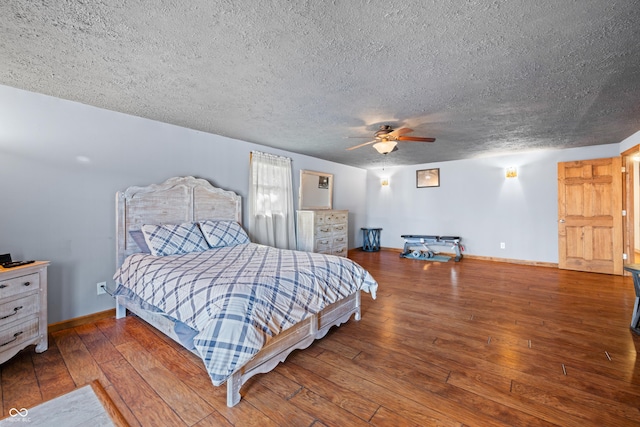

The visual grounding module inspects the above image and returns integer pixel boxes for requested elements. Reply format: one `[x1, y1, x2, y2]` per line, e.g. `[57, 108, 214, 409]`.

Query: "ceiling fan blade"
[397, 136, 436, 142]
[346, 140, 377, 150]
[388, 127, 413, 138]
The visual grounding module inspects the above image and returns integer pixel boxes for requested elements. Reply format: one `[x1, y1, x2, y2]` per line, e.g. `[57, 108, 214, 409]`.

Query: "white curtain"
[248, 151, 296, 249]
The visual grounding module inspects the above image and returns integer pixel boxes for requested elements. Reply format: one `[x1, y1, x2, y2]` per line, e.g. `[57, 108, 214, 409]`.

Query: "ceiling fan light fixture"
[373, 140, 397, 154]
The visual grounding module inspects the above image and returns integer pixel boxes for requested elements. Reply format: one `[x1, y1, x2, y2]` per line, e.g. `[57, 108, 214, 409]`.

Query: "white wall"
[0, 85, 366, 323]
[619, 131, 640, 153]
[365, 144, 620, 262]
[2, 83, 636, 323]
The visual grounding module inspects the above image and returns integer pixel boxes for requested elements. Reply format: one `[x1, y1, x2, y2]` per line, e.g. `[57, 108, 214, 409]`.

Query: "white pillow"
[141, 222, 209, 256]
[199, 220, 251, 248]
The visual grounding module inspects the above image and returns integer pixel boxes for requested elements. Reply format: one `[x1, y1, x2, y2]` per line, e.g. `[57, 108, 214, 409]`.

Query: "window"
[248, 151, 296, 249]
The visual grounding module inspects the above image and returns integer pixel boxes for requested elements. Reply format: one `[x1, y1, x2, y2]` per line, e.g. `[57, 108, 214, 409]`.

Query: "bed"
[112, 176, 377, 406]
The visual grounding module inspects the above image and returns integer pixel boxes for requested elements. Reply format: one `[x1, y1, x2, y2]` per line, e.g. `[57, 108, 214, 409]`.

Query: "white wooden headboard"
[115, 176, 242, 268]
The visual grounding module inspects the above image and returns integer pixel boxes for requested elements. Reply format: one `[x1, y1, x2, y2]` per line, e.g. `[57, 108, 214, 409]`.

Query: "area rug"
[0, 380, 128, 427]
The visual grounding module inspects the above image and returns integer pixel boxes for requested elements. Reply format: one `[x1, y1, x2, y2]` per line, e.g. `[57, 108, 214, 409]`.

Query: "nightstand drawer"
[0, 315, 38, 351]
[0, 273, 39, 300]
[0, 294, 39, 326]
[0, 262, 48, 364]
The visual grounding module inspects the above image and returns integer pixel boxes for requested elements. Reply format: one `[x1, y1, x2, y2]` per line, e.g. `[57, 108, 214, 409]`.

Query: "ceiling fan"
[346, 125, 435, 154]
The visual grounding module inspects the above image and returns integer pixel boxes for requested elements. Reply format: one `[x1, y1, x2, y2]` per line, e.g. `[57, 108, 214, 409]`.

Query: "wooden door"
[621, 147, 639, 266]
[558, 157, 623, 275]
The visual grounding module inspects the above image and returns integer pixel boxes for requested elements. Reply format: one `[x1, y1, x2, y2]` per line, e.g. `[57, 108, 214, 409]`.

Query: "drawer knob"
[23, 281, 31, 287]
[0, 285, 6, 289]
[0, 331, 23, 347]
[0, 306, 23, 320]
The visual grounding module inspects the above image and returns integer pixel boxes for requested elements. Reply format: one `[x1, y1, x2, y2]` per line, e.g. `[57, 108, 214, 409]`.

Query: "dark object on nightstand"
[0, 254, 35, 269]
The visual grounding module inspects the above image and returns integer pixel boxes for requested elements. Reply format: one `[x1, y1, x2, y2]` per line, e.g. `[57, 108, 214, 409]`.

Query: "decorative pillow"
[129, 230, 151, 254]
[199, 220, 251, 248]
[141, 222, 210, 256]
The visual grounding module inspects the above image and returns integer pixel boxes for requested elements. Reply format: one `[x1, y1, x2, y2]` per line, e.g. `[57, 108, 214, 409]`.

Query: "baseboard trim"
[48, 308, 116, 333]
[462, 254, 558, 268]
[351, 247, 558, 268]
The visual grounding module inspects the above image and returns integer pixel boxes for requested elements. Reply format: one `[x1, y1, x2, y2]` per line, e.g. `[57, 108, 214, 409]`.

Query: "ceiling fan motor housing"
[375, 125, 394, 138]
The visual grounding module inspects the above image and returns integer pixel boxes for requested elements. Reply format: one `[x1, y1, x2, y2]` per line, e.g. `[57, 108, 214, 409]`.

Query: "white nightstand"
[0, 261, 49, 364]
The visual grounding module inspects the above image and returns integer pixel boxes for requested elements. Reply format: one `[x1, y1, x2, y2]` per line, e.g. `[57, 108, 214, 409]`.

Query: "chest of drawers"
[297, 210, 348, 256]
[0, 261, 49, 364]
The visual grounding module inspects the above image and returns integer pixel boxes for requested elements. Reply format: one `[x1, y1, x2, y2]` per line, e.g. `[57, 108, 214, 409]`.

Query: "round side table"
[361, 227, 382, 252]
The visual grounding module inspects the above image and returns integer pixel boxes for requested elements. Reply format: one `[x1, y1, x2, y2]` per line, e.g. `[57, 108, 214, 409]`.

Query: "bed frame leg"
[115, 297, 127, 319]
[354, 291, 362, 321]
[227, 373, 242, 407]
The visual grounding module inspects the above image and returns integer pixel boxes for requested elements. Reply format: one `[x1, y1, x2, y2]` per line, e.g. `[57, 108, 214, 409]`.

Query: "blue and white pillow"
[199, 220, 251, 248]
[141, 222, 209, 256]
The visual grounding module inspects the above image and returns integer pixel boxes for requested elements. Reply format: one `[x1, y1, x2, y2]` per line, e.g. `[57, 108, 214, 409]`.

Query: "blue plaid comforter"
[113, 243, 378, 385]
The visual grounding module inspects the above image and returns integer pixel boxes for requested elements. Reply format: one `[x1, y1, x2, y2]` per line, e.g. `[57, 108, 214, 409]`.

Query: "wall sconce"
[381, 177, 390, 187]
[505, 167, 518, 178]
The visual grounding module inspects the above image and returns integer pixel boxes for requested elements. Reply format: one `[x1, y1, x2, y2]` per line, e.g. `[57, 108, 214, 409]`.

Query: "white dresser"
[0, 261, 49, 364]
[297, 210, 348, 256]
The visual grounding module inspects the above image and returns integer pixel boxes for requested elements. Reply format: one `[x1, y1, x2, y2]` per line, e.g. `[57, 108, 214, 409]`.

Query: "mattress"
[113, 243, 378, 385]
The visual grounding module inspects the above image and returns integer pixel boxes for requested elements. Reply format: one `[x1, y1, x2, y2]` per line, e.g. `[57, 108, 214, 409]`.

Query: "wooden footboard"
[115, 290, 361, 407]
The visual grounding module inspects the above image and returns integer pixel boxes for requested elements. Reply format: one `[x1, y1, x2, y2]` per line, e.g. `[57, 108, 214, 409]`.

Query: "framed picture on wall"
[416, 168, 440, 188]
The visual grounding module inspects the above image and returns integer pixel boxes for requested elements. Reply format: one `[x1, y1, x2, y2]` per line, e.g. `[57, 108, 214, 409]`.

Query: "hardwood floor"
[2, 250, 640, 426]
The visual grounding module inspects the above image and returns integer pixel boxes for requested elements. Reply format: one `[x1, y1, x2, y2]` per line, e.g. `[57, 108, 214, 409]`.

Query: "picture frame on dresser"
[0, 261, 49, 364]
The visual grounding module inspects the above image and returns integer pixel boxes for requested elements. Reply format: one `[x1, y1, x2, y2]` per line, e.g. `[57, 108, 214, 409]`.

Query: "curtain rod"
[250, 151, 292, 162]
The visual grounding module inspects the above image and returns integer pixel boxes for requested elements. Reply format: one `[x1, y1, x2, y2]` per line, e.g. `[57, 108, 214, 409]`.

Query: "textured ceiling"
[2, 1, 639, 169]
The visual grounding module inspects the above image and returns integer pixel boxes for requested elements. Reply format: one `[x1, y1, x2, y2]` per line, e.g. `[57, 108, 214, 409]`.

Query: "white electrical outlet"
[500, 242, 506, 249]
[97, 282, 107, 295]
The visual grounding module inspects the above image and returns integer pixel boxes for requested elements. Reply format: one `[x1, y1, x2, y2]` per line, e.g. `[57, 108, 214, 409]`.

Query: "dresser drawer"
[333, 235, 347, 246]
[0, 294, 39, 327]
[0, 273, 39, 300]
[331, 246, 348, 256]
[315, 243, 331, 254]
[332, 224, 347, 234]
[315, 224, 333, 237]
[329, 212, 348, 224]
[315, 213, 328, 225]
[0, 315, 39, 351]
[315, 237, 332, 250]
